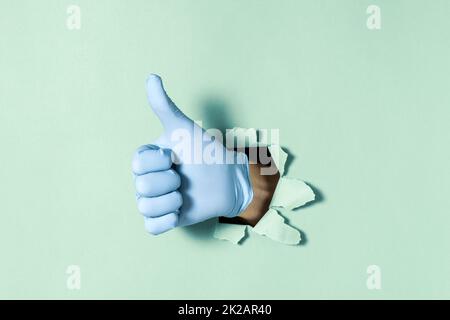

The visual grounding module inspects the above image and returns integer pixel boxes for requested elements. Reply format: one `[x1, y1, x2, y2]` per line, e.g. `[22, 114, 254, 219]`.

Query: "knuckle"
[173, 191, 183, 208]
[132, 151, 146, 173]
[135, 176, 149, 194]
[168, 169, 181, 188]
[137, 198, 150, 215]
[145, 220, 161, 235]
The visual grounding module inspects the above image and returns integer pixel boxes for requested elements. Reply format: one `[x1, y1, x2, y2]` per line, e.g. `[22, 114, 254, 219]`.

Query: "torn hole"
[213, 128, 317, 245]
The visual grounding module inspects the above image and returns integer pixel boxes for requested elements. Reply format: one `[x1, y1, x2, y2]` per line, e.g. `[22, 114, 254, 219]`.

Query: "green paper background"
[1, 0, 449, 299]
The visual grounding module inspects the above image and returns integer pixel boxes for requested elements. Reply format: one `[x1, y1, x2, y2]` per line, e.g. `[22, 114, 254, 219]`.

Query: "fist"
[132, 75, 253, 235]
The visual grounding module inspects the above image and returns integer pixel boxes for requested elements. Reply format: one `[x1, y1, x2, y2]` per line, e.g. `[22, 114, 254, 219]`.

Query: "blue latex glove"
[132, 74, 253, 235]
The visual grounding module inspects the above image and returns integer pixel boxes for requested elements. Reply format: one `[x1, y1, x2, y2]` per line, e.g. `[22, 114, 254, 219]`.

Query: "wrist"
[231, 151, 254, 217]
[222, 147, 280, 226]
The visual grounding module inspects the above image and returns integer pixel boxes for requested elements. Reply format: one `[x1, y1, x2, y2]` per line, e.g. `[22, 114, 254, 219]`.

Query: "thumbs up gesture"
[132, 75, 253, 235]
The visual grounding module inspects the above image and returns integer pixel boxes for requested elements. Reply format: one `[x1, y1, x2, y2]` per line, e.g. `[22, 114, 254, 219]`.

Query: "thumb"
[146, 74, 188, 131]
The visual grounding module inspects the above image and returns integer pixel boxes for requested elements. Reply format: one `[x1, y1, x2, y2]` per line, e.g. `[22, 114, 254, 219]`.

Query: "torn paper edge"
[213, 222, 247, 245]
[213, 127, 315, 245]
[251, 208, 301, 245]
[270, 177, 315, 210]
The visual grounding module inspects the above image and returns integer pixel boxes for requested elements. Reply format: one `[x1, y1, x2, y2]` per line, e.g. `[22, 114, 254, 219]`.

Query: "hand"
[132, 74, 253, 235]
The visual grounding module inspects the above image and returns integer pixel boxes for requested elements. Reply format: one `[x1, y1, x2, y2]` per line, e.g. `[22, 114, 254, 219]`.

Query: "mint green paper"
[1, 0, 450, 299]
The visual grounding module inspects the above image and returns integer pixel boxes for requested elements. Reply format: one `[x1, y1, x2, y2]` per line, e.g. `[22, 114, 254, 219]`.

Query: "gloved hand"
[132, 74, 253, 235]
